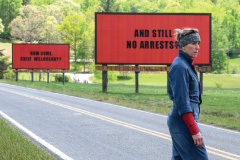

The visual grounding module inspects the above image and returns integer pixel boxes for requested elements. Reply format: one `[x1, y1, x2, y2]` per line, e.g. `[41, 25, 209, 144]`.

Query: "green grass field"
[228, 57, 240, 74]
[91, 71, 240, 89]
[0, 118, 56, 160]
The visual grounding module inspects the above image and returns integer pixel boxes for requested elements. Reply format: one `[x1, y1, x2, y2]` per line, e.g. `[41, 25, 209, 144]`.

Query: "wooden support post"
[62, 70, 65, 85]
[135, 70, 140, 93]
[47, 70, 49, 83]
[39, 70, 42, 81]
[31, 70, 34, 82]
[15, 69, 18, 81]
[102, 69, 108, 92]
[200, 70, 206, 94]
[167, 65, 170, 94]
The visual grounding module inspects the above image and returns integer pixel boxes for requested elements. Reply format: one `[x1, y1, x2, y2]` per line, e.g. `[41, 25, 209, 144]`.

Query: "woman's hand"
[192, 132, 204, 147]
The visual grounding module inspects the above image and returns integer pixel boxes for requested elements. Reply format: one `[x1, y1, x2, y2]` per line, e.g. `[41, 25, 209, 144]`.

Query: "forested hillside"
[0, 0, 240, 72]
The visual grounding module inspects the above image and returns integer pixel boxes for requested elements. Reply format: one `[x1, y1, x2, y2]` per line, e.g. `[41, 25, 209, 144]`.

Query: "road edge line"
[0, 110, 73, 160]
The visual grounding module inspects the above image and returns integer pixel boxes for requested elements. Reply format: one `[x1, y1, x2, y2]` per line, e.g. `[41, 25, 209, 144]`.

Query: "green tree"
[0, 0, 22, 38]
[80, 0, 101, 12]
[221, 0, 240, 49]
[53, 0, 81, 16]
[40, 16, 62, 43]
[39, 4, 64, 23]
[100, 0, 120, 12]
[0, 50, 10, 79]
[8, 5, 44, 43]
[31, 0, 57, 6]
[77, 21, 95, 72]
[22, 0, 31, 5]
[57, 14, 88, 62]
[0, 18, 4, 34]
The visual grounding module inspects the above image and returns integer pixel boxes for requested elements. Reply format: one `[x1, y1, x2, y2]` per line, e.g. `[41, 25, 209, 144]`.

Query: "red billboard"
[95, 13, 211, 65]
[12, 44, 69, 69]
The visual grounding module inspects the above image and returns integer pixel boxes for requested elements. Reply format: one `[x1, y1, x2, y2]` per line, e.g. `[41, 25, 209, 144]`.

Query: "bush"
[0, 49, 11, 79]
[93, 70, 117, 81]
[229, 49, 239, 59]
[3, 71, 15, 80]
[70, 62, 83, 73]
[215, 82, 222, 88]
[230, 65, 239, 74]
[117, 75, 132, 80]
[54, 74, 71, 82]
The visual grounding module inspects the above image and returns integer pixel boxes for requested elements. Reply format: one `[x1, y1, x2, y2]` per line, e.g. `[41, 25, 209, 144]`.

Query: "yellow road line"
[1, 88, 239, 160]
[206, 146, 240, 159]
[207, 150, 239, 160]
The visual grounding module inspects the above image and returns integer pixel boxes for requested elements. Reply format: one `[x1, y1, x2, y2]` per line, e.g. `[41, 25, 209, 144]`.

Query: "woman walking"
[167, 28, 209, 160]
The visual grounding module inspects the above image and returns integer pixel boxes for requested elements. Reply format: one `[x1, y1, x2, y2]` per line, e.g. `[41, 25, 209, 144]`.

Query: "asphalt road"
[0, 83, 239, 160]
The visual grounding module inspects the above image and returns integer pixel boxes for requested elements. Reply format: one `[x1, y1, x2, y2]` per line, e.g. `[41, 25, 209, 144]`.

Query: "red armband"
[182, 112, 199, 135]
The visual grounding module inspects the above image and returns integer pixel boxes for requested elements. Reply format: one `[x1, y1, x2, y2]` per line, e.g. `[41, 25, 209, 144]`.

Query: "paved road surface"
[0, 83, 239, 160]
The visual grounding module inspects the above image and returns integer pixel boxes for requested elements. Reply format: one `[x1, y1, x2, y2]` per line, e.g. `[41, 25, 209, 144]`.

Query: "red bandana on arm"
[182, 112, 199, 135]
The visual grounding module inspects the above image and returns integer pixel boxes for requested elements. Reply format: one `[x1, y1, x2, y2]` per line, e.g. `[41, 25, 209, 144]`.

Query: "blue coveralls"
[167, 50, 208, 160]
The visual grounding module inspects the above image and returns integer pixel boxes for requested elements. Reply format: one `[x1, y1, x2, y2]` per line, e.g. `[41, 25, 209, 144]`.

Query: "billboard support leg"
[102, 69, 108, 92]
[200, 70, 206, 94]
[167, 65, 171, 94]
[15, 69, 18, 81]
[47, 70, 49, 83]
[167, 70, 169, 94]
[62, 70, 65, 85]
[135, 70, 140, 93]
[31, 70, 34, 82]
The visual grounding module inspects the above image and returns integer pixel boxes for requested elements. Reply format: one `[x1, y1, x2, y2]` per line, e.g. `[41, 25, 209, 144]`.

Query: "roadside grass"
[1, 73, 240, 131]
[91, 71, 240, 89]
[10, 72, 56, 82]
[0, 118, 56, 160]
[228, 57, 240, 74]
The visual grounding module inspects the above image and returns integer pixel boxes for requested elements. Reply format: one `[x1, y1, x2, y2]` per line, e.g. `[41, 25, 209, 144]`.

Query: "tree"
[39, 4, 64, 24]
[0, 18, 4, 34]
[0, 50, 10, 79]
[53, 0, 81, 16]
[0, 0, 22, 38]
[80, 0, 101, 12]
[57, 14, 88, 62]
[77, 21, 95, 72]
[31, 0, 57, 6]
[8, 5, 44, 43]
[100, 0, 120, 12]
[40, 16, 62, 43]
[22, 0, 31, 5]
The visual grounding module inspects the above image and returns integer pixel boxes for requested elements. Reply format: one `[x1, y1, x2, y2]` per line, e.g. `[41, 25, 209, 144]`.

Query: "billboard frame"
[12, 43, 70, 70]
[95, 12, 212, 66]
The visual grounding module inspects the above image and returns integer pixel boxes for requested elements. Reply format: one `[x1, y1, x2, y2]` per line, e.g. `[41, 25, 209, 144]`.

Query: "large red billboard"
[12, 44, 69, 69]
[95, 13, 211, 65]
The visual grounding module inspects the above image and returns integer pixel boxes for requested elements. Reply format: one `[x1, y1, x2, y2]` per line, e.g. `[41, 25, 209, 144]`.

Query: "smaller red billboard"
[12, 44, 69, 69]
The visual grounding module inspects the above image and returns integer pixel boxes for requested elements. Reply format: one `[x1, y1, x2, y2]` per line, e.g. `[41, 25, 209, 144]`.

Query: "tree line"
[0, 0, 240, 73]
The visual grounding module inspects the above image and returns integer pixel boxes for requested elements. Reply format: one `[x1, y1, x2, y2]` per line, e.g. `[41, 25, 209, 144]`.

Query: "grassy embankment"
[0, 118, 56, 160]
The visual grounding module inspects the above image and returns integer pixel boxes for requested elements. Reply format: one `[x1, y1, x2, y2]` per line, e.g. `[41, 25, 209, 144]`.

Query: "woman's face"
[182, 41, 200, 58]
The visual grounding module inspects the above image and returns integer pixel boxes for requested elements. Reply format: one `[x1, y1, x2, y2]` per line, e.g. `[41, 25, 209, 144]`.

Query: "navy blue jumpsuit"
[167, 50, 208, 160]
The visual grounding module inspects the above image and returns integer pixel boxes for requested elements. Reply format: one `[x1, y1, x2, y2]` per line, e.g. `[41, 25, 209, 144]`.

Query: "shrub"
[93, 70, 117, 81]
[3, 71, 15, 80]
[54, 74, 71, 82]
[215, 82, 222, 88]
[117, 75, 132, 80]
[230, 65, 239, 74]
[70, 62, 83, 73]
